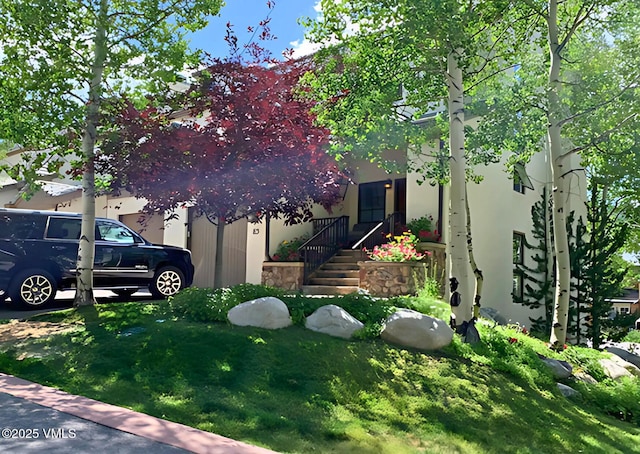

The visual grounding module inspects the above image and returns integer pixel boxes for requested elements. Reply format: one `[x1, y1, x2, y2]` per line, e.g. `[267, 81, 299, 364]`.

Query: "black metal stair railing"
[298, 216, 349, 284]
[312, 217, 339, 234]
[351, 212, 405, 254]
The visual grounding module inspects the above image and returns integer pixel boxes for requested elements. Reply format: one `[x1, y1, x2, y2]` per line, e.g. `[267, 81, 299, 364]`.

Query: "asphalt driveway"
[0, 290, 153, 320]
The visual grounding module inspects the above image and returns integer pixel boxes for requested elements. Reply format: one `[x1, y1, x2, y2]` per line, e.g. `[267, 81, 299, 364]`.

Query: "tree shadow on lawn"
[3, 307, 639, 454]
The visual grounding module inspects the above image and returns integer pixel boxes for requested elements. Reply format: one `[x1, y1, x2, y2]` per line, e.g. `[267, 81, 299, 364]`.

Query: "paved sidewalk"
[0, 374, 277, 454]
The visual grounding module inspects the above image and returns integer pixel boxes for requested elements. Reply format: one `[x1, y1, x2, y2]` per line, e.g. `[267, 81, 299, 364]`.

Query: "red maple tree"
[99, 57, 350, 287]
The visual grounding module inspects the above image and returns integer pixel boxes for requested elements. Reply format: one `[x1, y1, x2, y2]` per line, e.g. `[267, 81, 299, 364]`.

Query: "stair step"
[330, 255, 361, 263]
[322, 263, 360, 270]
[302, 285, 360, 296]
[313, 270, 359, 278]
[335, 249, 367, 257]
[308, 277, 360, 286]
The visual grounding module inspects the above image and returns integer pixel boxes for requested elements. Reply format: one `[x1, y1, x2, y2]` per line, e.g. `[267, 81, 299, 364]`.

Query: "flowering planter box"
[358, 261, 427, 297]
[261, 262, 304, 291]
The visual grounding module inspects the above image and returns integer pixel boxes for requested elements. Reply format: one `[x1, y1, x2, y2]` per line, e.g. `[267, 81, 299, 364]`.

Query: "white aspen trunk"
[547, 0, 571, 347]
[73, 0, 108, 307]
[447, 50, 473, 330]
[465, 186, 483, 319]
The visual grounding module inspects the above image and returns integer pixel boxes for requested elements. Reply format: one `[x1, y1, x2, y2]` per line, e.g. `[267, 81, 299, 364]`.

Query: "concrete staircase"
[301, 249, 367, 295]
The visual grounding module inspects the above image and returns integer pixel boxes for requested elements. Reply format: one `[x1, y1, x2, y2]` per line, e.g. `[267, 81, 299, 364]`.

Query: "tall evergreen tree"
[514, 189, 554, 334]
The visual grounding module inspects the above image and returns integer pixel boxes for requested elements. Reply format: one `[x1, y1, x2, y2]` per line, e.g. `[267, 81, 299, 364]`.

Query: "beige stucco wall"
[2, 136, 587, 312]
[246, 218, 266, 284]
[466, 151, 548, 326]
[406, 141, 444, 232]
[267, 150, 405, 257]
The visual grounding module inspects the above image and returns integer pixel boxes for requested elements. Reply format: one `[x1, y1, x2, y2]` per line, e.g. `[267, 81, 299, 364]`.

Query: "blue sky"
[189, 0, 321, 59]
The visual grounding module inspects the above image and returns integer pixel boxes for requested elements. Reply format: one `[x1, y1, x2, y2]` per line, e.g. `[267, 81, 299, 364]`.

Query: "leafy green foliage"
[0, 0, 224, 181]
[169, 284, 287, 323]
[451, 323, 556, 391]
[561, 346, 608, 382]
[577, 377, 640, 426]
[622, 330, 640, 343]
[602, 313, 639, 343]
[405, 215, 434, 235]
[271, 234, 310, 262]
[169, 284, 447, 340]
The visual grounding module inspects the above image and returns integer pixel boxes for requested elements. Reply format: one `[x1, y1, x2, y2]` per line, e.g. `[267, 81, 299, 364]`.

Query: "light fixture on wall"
[384, 179, 393, 189]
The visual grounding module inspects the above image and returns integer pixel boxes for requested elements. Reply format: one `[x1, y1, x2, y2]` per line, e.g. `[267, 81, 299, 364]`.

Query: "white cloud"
[289, 38, 323, 59]
[289, 1, 362, 59]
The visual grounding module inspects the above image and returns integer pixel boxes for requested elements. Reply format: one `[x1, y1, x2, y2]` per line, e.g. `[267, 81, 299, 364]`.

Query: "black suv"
[0, 208, 194, 308]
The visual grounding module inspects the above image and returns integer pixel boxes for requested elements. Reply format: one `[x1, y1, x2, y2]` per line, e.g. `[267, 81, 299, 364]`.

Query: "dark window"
[0, 213, 45, 240]
[358, 181, 386, 223]
[394, 178, 407, 225]
[513, 232, 525, 302]
[513, 271, 524, 301]
[513, 171, 525, 194]
[46, 217, 81, 240]
[513, 232, 524, 265]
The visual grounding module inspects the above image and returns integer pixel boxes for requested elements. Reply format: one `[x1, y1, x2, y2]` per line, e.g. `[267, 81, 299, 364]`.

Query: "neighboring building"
[610, 285, 640, 316]
[0, 132, 587, 328]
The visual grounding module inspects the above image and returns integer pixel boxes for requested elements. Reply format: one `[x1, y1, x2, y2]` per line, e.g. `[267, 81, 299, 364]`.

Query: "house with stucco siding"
[0, 127, 587, 328]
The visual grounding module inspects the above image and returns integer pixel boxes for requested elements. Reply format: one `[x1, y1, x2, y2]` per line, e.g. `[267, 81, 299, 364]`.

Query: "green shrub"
[405, 215, 434, 235]
[416, 276, 442, 300]
[280, 294, 328, 325]
[450, 323, 556, 390]
[169, 284, 286, 323]
[601, 313, 637, 342]
[561, 346, 608, 382]
[577, 377, 640, 425]
[283, 293, 399, 339]
[170, 286, 449, 340]
[272, 234, 310, 261]
[622, 330, 640, 343]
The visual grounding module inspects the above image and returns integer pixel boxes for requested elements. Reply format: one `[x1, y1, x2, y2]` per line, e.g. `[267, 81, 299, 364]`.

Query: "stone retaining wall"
[358, 261, 428, 297]
[261, 262, 304, 291]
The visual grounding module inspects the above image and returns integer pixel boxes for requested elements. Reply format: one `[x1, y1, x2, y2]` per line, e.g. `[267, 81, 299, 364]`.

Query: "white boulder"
[305, 304, 364, 339]
[605, 346, 640, 369]
[227, 297, 292, 329]
[599, 356, 639, 380]
[381, 309, 453, 351]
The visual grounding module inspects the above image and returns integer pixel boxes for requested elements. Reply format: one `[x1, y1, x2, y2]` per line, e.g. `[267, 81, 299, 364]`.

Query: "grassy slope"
[0, 302, 639, 454]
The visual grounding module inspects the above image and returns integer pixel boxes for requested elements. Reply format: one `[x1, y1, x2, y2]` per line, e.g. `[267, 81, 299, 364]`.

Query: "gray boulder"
[573, 371, 598, 385]
[381, 309, 453, 351]
[305, 305, 364, 339]
[479, 307, 508, 325]
[227, 297, 292, 329]
[538, 355, 573, 379]
[557, 383, 580, 398]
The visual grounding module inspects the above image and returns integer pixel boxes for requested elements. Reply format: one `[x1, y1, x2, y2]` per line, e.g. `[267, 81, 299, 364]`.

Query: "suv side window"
[45, 217, 82, 240]
[0, 213, 45, 239]
[97, 220, 138, 244]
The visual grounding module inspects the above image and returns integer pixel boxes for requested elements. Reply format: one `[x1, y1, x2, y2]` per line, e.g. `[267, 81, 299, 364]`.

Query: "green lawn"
[0, 298, 639, 453]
